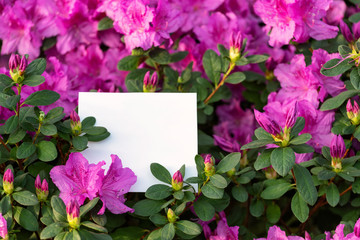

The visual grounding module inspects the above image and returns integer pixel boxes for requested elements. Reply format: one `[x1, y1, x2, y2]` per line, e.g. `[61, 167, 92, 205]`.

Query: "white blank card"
[78, 92, 198, 192]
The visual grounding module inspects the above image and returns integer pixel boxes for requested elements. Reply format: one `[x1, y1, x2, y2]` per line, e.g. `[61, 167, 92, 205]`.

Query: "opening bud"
[254, 110, 282, 138]
[229, 31, 243, 63]
[347, 99, 360, 125]
[167, 208, 177, 223]
[204, 154, 216, 177]
[70, 110, 82, 136]
[67, 200, 80, 229]
[9, 54, 27, 83]
[330, 135, 346, 171]
[9, 54, 20, 71]
[35, 175, 49, 202]
[171, 171, 183, 191]
[3, 169, 14, 195]
[143, 71, 157, 92]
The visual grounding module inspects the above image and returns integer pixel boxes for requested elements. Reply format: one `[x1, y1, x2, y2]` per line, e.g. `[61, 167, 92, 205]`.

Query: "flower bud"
[9, 54, 26, 83]
[3, 169, 14, 195]
[229, 31, 243, 63]
[285, 102, 298, 129]
[340, 20, 354, 43]
[70, 110, 82, 136]
[35, 175, 49, 202]
[19, 55, 28, 73]
[254, 110, 282, 137]
[171, 171, 183, 191]
[167, 208, 177, 223]
[67, 200, 80, 229]
[347, 100, 360, 125]
[305, 232, 311, 240]
[132, 47, 144, 56]
[330, 135, 346, 171]
[264, 166, 277, 179]
[0, 213, 8, 240]
[204, 154, 215, 177]
[354, 218, 360, 237]
[9, 54, 20, 71]
[143, 71, 157, 92]
[39, 111, 45, 123]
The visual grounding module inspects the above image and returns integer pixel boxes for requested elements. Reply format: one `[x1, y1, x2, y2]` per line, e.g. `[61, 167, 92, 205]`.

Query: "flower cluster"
[50, 152, 137, 215]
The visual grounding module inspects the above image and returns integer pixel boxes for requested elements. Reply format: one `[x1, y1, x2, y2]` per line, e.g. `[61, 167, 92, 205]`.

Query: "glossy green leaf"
[293, 164, 318, 206]
[291, 192, 309, 223]
[270, 147, 295, 177]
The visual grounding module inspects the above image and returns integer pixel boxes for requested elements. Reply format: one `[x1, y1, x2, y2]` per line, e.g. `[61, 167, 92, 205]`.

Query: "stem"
[32, 122, 42, 144]
[0, 135, 10, 152]
[16, 84, 22, 116]
[291, 169, 296, 184]
[203, 62, 235, 105]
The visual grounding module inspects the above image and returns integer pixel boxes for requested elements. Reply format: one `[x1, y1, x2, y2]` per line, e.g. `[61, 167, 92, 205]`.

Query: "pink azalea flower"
[0, 213, 7, 239]
[324, 0, 346, 25]
[254, 0, 338, 47]
[98, 154, 137, 215]
[50, 152, 106, 205]
[209, 213, 239, 240]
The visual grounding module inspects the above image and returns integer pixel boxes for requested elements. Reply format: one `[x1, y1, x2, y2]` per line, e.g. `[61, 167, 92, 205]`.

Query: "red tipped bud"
[67, 200, 80, 229]
[19, 55, 28, 73]
[35, 175, 49, 202]
[254, 110, 282, 136]
[204, 154, 215, 177]
[0, 213, 8, 240]
[330, 135, 346, 171]
[229, 31, 243, 63]
[285, 102, 298, 129]
[3, 169, 14, 195]
[143, 71, 157, 92]
[35, 175, 41, 190]
[9, 54, 20, 71]
[171, 171, 183, 191]
[167, 208, 177, 223]
[70, 110, 82, 136]
[347, 100, 360, 125]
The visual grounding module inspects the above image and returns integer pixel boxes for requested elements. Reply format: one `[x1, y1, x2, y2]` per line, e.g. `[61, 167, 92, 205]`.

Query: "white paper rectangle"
[78, 92, 198, 192]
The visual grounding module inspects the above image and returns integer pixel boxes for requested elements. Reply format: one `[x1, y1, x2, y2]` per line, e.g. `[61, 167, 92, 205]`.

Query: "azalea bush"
[2, 0, 360, 240]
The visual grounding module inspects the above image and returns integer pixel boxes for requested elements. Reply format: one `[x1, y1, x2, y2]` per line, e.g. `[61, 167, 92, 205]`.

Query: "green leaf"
[149, 48, 170, 64]
[350, 12, 360, 23]
[270, 147, 295, 177]
[81, 221, 108, 233]
[246, 54, 269, 63]
[64, 230, 81, 240]
[254, 128, 273, 140]
[320, 90, 359, 111]
[291, 192, 309, 223]
[40, 124, 57, 136]
[161, 223, 175, 240]
[290, 144, 314, 154]
[23, 75, 45, 87]
[98, 16, 113, 31]
[266, 203, 281, 224]
[85, 131, 110, 142]
[6, 95, 20, 110]
[290, 117, 305, 137]
[150, 163, 172, 184]
[261, 182, 292, 200]
[37, 140, 57, 162]
[293, 164, 318, 206]
[51, 196, 67, 222]
[217, 44, 229, 57]
[210, 174, 228, 188]
[80, 197, 99, 217]
[216, 152, 241, 174]
[318, 169, 336, 180]
[173, 190, 184, 200]
[14, 206, 39, 231]
[193, 198, 215, 221]
[326, 183, 340, 207]
[175, 220, 202, 236]
[13, 190, 39, 206]
[82, 126, 107, 135]
[339, 45, 352, 58]
[78, 229, 111, 240]
[241, 139, 274, 150]
[72, 136, 88, 150]
[321, 58, 352, 77]
[40, 222, 67, 239]
[16, 142, 36, 159]
[111, 227, 146, 240]
[44, 107, 65, 124]
[5, 115, 18, 134]
[117, 55, 141, 71]
[81, 117, 96, 130]
[8, 128, 26, 144]
[147, 229, 162, 240]
[232, 185, 248, 203]
[150, 214, 167, 226]
[25, 58, 46, 76]
[24, 90, 60, 106]
[133, 199, 165, 217]
[225, 72, 246, 84]
[351, 68, 360, 89]
[203, 49, 222, 84]
[254, 149, 272, 171]
[250, 199, 264, 217]
[145, 184, 173, 200]
[290, 133, 312, 145]
[201, 182, 224, 199]
[169, 51, 188, 63]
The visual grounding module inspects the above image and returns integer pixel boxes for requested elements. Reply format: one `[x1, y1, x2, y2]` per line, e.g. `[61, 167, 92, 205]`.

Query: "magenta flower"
[50, 152, 106, 206]
[285, 102, 298, 129]
[66, 199, 80, 229]
[205, 212, 238, 240]
[254, 0, 338, 47]
[0, 213, 7, 239]
[98, 155, 137, 215]
[254, 109, 282, 136]
[324, 0, 346, 26]
[330, 135, 346, 160]
[254, 225, 308, 240]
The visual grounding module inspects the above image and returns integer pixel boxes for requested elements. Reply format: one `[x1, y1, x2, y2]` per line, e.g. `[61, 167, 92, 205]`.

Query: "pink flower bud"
[143, 71, 157, 92]
[305, 232, 311, 240]
[285, 102, 298, 129]
[70, 110, 82, 136]
[340, 20, 354, 43]
[204, 154, 215, 177]
[354, 218, 360, 237]
[35, 175, 49, 202]
[254, 110, 281, 136]
[354, 101, 359, 115]
[171, 171, 183, 191]
[143, 71, 151, 86]
[330, 135, 346, 159]
[229, 31, 243, 63]
[150, 73, 158, 86]
[3, 169, 14, 195]
[0, 213, 8, 239]
[67, 200, 80, 229]
[35, 175, 42, 190]
[19, 55, 28, 73]
[41, 179, 48, 192]
[9, 54, 20, 71]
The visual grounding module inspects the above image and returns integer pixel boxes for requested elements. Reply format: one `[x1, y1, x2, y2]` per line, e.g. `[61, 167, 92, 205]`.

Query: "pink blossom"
[98, 155, 137, 215]
[254, 0, 338, 47]
[209, 212, 239, 240]
[50, 152, 105, 205]
[324, 0, 346, 26]
[0, 213, 7, 239]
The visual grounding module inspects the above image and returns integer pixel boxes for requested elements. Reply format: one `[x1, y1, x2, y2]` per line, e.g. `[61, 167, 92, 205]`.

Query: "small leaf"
[321, 58, 352, 77]
[261, 182, 292, 200]
[216, 152, 241, 174]
[37, 140, 57, 162]
[270, 147, 295, 177]
[81, 221, 108, 233]
[291, 192, 309, 223]
[175, 220, 202, 236]
[232, 185, 248, 203]
[254, 149, 272, 171]
[293, 164, 318, 206]
[150, 163, 172, 184]
[145, 184, 173, 200]
[23, 75, 45, 87]
[150, 214, 168, 225]
[246, 54, 269, 63]
[80, 198, 99, 217]
[98, 16, 114, 31]
[14, 206, 39, 231]
[13, 190, 39, 206]
[149, 48, 170, 64]
[16, 142, 36, 159]
[169, 51, 188, 63]
[241, 139, 274, 150]
[266, 203, 281, 224]
[24, 90, 60, 106]
[350, 12, 360, 23]
[210, 174, 228, 189]
[201, 182, 224, 199]
[51, 196, 67, 222]
[320, 90, 359, 111]
[25, 58, 47, 76]
[351, 68, 360, 90]
[133, 199, 165, 217]
[40, 124, 57, 136]
[5, 115, 18, 134]
[72, 136, 88, 150]
[326, 183, 340, 207]
[193, 198, 215, 221]
[250, 199, 264, 217]
[290, 117, 305, 137]
[161, 223, 175, 240]
[225, 72, 246, 84]
[290, 134, 312, 145]
[203, 49, 222, 84]
[117, 55, 142, 71]
[40, 222, 67, 239]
